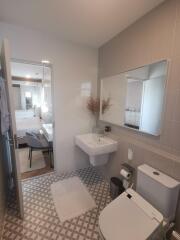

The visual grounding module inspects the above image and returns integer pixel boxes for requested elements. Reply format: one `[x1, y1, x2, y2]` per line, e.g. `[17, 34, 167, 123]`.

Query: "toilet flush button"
[127, 194, 132, 199]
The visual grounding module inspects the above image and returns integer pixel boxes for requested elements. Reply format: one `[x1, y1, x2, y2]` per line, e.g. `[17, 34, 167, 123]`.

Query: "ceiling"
[0, 0, 164, 47]
[11, 62, 51, 81]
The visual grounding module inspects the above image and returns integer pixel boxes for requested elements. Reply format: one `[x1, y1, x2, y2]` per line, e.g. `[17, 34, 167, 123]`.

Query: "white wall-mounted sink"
[75, 133, 118, 166]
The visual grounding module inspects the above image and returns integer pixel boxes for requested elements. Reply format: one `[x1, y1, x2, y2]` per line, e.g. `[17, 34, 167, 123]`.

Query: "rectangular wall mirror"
[100, 60, 168, 136]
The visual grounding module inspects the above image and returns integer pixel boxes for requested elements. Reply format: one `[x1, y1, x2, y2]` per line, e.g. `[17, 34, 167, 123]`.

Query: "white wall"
[126, 80, 143, 111]
[0, 22, 98, 172]
[140, 62, 166, 135]
[12, 86, 21, 109]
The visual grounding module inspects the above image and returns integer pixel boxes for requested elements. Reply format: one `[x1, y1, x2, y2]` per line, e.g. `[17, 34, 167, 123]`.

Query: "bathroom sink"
[75, 133, 118, 166]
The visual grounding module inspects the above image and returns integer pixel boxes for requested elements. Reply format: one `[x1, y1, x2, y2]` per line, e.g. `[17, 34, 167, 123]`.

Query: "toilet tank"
[136, 164, 180, 221]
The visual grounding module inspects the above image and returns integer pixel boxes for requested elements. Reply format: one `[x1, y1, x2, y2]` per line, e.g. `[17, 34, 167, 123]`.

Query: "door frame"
[1, 39, 24, 218]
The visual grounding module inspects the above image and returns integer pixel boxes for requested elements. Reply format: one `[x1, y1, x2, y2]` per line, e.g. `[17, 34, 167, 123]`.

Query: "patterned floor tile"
[2, 167, 111, 239]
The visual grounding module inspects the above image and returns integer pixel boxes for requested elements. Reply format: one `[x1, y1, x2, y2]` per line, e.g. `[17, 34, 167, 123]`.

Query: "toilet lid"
[99, 188, 163, 240]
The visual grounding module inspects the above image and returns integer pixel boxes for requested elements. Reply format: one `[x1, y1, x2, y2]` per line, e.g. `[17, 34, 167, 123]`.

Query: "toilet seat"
[99, 188, 163, 240]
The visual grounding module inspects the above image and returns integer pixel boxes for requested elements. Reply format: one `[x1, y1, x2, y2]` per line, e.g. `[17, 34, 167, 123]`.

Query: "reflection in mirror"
[100, 60, 168, 136]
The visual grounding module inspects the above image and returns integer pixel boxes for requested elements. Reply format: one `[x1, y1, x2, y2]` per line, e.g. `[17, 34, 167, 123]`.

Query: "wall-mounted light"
[25, 74, 31, 79]
[41, 60, 50, 64]
[25, 91, 31, 98]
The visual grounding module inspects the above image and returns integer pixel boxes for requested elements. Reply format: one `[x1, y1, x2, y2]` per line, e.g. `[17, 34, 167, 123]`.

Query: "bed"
[41, 123, 53, 142]
[15, 110, 42, 142]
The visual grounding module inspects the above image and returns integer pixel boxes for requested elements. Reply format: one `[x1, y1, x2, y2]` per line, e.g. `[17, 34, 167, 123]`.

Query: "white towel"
[0, 76, 10, 134]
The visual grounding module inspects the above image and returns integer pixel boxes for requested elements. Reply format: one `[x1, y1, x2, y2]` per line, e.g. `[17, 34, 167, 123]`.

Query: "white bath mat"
[51, 176, 96, 222]
[18, 148, 46, 173]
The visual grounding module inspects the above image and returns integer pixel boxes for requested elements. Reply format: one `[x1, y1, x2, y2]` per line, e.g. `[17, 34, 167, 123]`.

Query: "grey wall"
[98, 0, 180, 232]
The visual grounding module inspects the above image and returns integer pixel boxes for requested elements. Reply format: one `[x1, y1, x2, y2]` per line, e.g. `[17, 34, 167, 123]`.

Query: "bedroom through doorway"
[11, 59, 54, 179]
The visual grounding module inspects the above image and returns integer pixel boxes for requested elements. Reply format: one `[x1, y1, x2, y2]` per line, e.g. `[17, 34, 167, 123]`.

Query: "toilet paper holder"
[121, 163, 134, 176]
[120, 163, 135, 189]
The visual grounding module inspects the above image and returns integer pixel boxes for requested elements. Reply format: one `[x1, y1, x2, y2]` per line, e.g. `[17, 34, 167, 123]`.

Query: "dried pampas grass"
[87, 97, 100, 115]
[87, 97, 111, 115]
[102, 97, 111, 114]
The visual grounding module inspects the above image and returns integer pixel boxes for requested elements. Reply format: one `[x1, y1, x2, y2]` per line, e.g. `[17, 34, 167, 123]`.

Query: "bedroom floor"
[19, 148, 54, 180]
[2, 167, 111, 240]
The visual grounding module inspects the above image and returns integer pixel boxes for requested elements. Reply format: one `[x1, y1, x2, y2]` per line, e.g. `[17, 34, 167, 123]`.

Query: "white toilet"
[99, 164, 180, 240]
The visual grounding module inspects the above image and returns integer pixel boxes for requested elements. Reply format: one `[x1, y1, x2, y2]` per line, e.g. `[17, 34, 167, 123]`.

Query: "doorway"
[11, 59, 54, 179]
